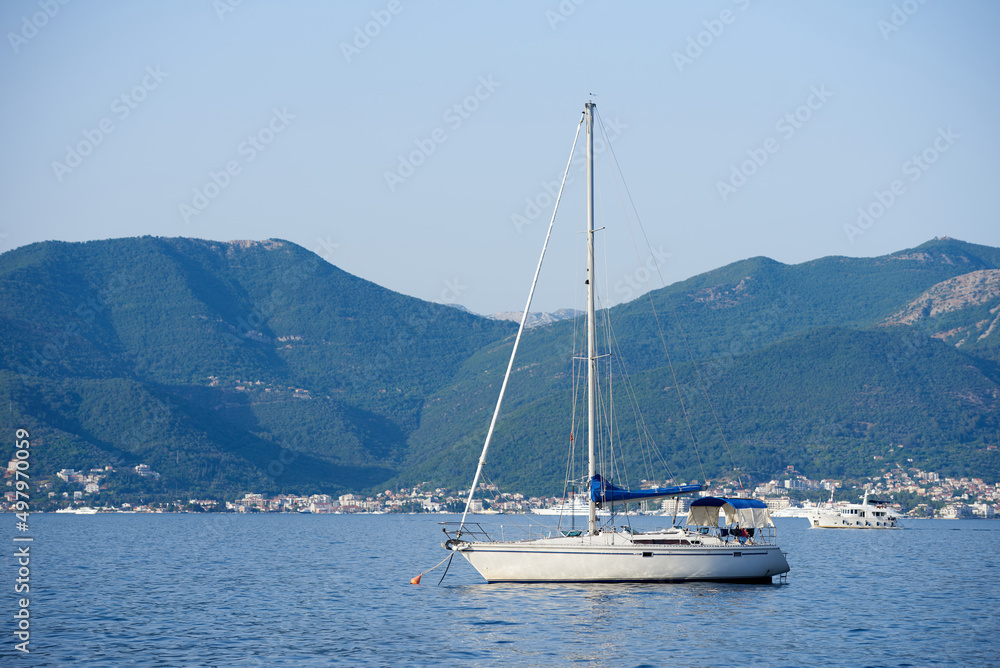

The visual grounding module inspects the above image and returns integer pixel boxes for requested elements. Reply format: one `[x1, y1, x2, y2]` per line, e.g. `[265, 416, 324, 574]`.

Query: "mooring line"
[409, 552, 454, 585]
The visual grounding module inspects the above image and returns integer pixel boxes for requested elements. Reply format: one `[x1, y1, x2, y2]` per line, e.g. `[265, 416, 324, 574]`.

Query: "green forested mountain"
[1, 236, 998, 501]
[0, 237, 514, 499]
[397, 237, 1000, 494]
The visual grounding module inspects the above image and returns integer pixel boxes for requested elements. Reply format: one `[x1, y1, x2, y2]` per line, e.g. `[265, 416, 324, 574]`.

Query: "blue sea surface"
[2, 514, 998, 666]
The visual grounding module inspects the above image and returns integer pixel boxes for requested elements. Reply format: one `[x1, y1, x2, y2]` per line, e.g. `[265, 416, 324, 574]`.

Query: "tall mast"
[585, 101, 597, 536]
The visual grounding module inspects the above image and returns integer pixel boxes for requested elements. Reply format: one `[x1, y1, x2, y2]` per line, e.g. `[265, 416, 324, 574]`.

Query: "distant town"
[3, 459, 997, 519]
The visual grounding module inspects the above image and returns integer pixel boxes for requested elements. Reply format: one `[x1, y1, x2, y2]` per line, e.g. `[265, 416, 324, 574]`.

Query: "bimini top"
[590, 474, 703, 505]
[686, 497, 774, 528]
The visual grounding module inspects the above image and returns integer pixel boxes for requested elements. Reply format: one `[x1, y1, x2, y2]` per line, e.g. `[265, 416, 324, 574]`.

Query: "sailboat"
[441, 102, 790, 584]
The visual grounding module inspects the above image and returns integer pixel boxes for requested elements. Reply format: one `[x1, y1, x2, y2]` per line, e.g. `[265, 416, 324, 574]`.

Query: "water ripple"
[5, 515, 997, 666]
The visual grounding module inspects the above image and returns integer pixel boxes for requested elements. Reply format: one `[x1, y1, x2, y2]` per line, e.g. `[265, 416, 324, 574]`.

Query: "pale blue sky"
[1, 1, 997, 314]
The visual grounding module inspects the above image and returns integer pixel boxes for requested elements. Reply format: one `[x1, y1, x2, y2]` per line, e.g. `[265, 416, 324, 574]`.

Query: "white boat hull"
[770, 508, 820, 520]
[811, 513, 899, 529]
[809, 492, 899, 529]
[531, 507, 609, 517]
[450, 533, 789, 584]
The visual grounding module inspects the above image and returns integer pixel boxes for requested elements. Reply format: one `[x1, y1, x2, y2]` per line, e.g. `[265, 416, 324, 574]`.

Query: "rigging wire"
[595, 190, 685, 491]
[478, 469, 565, 537]
[605, 313, 680, 484]
[593, 107, 725, 487]
[597, 108, 692, 486]
[458, 114, 584, 533]
[560, 219, 587, 523]
[592, 295, 641, 526]
[595, 159, 618, 506]
[594, 137, 650, 524]
[602, 285, 683, 486]
[572, 110, 688, 521]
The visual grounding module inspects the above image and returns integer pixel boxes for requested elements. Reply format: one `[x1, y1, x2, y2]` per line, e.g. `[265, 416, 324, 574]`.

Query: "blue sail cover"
[590, 474, 703, 504]
[689, 497, 768, 510]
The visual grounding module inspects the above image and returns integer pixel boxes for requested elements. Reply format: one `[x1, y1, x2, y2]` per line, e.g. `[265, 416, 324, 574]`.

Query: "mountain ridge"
[0, 236, 515, 498]
[2, 235, 998, 501]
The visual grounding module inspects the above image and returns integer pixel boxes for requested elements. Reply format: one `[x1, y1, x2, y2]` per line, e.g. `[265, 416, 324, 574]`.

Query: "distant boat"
[771, 500, 824, 521]
[55, 507, 99, 514]
[532, 497, 609, 517]
[810, 491, 899, 529]
[441, 102, 791, 584]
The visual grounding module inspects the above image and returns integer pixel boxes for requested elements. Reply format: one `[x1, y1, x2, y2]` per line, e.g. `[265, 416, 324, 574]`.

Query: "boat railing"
[691, 524, 779, 546]
[441, 521, 576, 543]
[753, 525, 778, 545]
[439, 521, 494, 543]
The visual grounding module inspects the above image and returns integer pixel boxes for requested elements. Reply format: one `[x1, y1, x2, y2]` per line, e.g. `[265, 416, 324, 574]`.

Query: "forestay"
[686, 497, 775, 528]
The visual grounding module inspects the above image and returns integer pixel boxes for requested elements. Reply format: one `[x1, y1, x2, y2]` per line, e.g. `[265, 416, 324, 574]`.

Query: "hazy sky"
[2, 1, 997, 314]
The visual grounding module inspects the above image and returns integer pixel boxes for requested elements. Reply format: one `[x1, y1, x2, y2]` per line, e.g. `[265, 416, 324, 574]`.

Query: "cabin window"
[642, 552, 652, 558]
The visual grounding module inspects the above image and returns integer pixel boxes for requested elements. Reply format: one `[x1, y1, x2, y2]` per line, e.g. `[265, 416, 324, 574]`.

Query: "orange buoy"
[410, 574, 422, 585]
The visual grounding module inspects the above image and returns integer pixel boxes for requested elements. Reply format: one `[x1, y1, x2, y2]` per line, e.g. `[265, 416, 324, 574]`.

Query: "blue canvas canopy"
[686, 496, 774, 528]
[590, 474, 702, 504]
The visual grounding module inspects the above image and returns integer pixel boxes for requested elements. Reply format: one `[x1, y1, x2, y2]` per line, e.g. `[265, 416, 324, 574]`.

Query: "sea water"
[2, 513, 997, 667]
